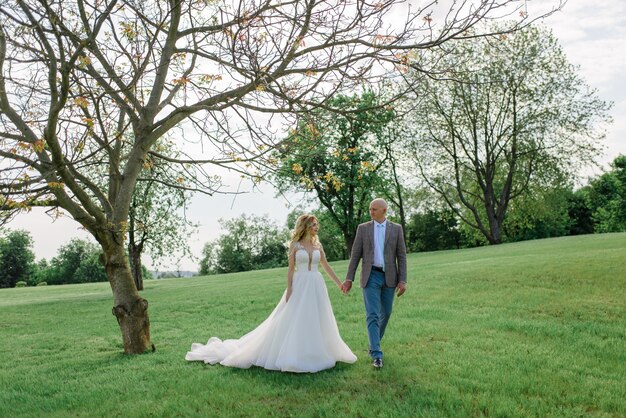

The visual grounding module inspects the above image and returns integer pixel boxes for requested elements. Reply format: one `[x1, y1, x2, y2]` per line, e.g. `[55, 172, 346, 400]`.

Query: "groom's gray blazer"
[346, 220, 407, 288]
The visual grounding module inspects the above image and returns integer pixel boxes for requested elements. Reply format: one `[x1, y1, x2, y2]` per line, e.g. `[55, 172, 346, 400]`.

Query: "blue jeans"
[363, 269, 395, 360]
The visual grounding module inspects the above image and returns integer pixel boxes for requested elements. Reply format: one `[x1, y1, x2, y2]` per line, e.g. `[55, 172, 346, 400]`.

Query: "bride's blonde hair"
[291, 214, 319, 245]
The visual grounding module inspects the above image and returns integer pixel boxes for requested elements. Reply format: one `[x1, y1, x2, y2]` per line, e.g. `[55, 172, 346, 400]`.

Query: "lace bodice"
[293, 242, 321, 272]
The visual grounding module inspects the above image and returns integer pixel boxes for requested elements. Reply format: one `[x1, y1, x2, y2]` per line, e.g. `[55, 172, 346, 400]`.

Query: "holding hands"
[339, 280, 406, 297]
[341, 280, 352, 295]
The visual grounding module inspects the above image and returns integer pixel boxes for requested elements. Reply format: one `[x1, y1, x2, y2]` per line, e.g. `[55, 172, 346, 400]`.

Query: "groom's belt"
[371, 266, 384, 272]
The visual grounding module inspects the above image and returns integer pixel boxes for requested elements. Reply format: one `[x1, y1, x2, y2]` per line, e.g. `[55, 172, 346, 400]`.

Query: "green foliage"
[141, 265, 153, 281]
[73, 251, 109, 283]
[44, 239, 107, 285]
[29, 259, 52, 286]
[273, 91, 395, 251]
[0, 234, 624, 417]
[586, 155, 626, 232]
[0, 230, 35, 288]
[405, 209, 463, 252]
[200, 214, 289, 274]
[312, 208, 349, 261]
[30, 237, 150, 286]
[567, 187, 595, 235]
[198, 241, 216, 275]
[406, 23, 611, 244]
[14, 281, 27, 287]
[502, 185, 573, 241]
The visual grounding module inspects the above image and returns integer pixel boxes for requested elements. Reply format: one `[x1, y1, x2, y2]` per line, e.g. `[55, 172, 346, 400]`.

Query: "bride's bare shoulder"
[290, 241, 304, 250]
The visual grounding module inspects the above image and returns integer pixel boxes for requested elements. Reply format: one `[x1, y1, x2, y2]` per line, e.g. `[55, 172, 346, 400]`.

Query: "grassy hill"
[1, 233, 624, 417]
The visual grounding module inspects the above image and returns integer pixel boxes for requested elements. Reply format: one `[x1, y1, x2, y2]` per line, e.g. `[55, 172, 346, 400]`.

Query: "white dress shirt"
[373, 220, 387, 269]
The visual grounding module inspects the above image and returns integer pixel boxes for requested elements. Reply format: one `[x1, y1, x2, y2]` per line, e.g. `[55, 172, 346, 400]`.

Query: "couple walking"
[185, 198, 408, 372]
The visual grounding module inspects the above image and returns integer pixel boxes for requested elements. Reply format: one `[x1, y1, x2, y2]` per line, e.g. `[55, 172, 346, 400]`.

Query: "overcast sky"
[6, 1, 626, 272]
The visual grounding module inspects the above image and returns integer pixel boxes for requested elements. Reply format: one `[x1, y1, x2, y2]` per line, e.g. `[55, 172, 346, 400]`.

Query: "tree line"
[0, 234, 149, 288]
[4, 150, 624, 289]
[197, 154, 626, 274]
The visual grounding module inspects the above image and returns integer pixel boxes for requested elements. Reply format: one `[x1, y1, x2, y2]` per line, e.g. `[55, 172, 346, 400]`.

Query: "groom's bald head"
[369, 198, 388, 223]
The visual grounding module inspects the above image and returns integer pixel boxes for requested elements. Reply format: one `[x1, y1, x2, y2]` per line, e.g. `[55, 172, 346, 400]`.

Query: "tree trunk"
[491, 223, 502, 244]
[389, 150, 407, 241]
[486, 216, 502, 244]
[128, 243, 144, 291]
[344, 231, 355, 256]
[485, 196, 502, 244]
[483, 185, 502, 244]
[103, 241, 153, 354]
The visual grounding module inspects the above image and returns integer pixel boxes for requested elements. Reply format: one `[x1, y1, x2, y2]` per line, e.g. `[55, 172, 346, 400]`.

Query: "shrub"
[0, 230, 35, 288]
[15, 281, 27, 287]
[36, 282, 48, 286]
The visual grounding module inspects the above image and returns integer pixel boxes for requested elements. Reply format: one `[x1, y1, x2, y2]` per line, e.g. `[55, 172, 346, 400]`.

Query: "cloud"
[564, 39, 626, 89]
[533, 0, 626, 173]
[544, 0, 626, 35]
[538, 1, 626, 91]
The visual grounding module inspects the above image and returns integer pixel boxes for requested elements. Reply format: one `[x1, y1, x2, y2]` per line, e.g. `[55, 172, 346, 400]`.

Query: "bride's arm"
[319, 245, 343, 290]
[286, 242, 296, 302]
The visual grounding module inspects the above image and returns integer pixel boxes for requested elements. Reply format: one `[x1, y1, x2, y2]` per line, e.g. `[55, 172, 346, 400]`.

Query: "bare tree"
[0, 0, 563, 353]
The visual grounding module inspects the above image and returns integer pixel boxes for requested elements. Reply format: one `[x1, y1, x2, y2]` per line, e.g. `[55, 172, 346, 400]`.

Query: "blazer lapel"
[367, 220, 375, 249]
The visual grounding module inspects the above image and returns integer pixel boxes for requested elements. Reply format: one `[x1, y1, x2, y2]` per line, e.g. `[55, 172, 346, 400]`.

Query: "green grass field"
[1, 233, 625, 417]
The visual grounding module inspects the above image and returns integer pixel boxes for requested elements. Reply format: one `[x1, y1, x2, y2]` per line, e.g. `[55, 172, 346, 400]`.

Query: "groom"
[343, 198, 407, 369]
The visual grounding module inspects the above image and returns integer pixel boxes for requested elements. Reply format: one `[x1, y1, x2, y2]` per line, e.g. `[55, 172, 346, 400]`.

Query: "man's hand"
[396, 282, 407, 297]
[342, 280, 352, 294]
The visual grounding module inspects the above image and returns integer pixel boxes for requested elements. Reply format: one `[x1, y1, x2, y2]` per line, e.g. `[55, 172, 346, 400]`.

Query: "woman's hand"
[286, 287, 293, 302]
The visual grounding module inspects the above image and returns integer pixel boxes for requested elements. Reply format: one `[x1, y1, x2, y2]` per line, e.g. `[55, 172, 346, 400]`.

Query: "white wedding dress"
[185, 245, 357, 373]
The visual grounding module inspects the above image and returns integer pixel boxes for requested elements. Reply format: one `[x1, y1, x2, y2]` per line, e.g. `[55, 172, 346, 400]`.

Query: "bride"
[185, 214, 357, 372]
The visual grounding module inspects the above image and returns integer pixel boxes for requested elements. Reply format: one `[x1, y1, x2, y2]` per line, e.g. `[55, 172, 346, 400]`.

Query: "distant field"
[1, 233, 624, 417]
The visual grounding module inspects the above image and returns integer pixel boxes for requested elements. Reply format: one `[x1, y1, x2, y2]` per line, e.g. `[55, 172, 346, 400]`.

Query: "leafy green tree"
[46, 239, 107, 285]
[274, 91, 395, 253]
[406, 24, 611, 244]
[566, 187, 595, 235]
[200, 215, 289, 274]
[502, 185, 572, 241]
[371, 93, 424, 240]
[29, 259, 49, 286]
[581, 155, 626, 233]
[0, 230, 35, 288]
[74, 251, 109, 283]
[199, 242, 217, 276]
[405, 210, 462, 252]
